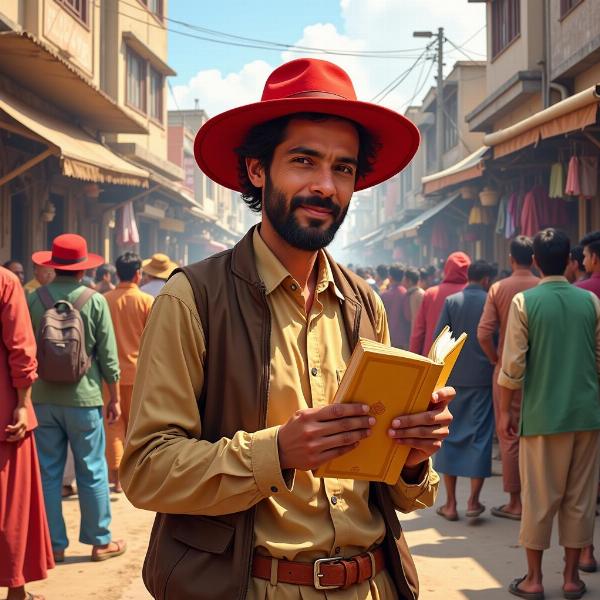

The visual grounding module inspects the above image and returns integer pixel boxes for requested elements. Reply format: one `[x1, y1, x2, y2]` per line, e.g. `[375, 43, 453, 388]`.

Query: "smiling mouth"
[298, 205, 333, 218]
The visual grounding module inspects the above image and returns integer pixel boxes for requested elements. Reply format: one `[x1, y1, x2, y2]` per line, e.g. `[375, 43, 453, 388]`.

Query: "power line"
[168, 80, 180, 111]
[400, 57, 436, 112]
[444, 36, 482, 62]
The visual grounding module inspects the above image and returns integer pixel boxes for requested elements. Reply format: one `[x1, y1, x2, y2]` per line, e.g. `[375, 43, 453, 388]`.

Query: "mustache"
[290, 195, 341, 218]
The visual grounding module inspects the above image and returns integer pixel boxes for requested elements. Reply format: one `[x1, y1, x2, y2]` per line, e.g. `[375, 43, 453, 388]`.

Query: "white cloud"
[169, 0, 487, 116]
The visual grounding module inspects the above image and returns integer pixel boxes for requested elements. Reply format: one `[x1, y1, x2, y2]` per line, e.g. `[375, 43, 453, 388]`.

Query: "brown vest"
[142, 227, 419, 600]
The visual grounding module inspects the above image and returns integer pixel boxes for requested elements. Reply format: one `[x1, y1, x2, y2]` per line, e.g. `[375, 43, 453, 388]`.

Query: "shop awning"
[123, 32, 177, 76]
[387, 194, 460, 241]
[0, 90, 149, 187]
[0, 31, 147, 134]
[343, 224, 388, 251]
[484, 84, 600, 158]
[422, 146, 489, 194]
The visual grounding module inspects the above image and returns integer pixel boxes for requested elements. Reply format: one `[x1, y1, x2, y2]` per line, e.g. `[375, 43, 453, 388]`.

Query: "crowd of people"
[1, 226, 599, 600]
[1, 235, 180, 600]
[351, 230, 600, 600]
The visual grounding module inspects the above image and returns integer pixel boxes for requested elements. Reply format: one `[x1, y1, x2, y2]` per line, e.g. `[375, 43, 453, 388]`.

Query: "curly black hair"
[234, 112, 380, 213]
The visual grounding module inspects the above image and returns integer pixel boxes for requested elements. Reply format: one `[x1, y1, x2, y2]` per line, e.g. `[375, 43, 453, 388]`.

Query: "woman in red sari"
[0, 266, 54, 600]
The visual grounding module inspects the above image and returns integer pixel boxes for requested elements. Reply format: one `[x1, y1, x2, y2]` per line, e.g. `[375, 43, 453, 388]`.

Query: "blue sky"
[167, 1, 487, 118]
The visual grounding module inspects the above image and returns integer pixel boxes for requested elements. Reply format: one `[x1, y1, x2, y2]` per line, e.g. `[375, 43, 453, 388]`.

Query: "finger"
[394, 438, 443, 450]
[317, 441, 361, 464]
[319, 427, 372, 451]
[392, 407, 452, 430]
[318, 403, 370, 422]
[389, 426, 449, 440]
[319, 415, 376, 436]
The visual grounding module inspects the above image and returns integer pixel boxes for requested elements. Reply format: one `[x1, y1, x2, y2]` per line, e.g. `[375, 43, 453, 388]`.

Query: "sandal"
[563, 581, 587, 600]
[578, 560, 597, 573]
[53, 549, 65, 563]
[491, 505, 521, 521]
[26, 593, 46, 600]
[436, 506, 459, 521]
[465, 504, 486, 518]
[508, 576, 545, 600]
[91, 539, 127, 562]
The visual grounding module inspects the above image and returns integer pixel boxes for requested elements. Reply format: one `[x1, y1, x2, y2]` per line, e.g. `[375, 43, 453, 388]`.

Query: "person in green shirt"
[27, 233, 127, 564]
[499, 228, 600, 600]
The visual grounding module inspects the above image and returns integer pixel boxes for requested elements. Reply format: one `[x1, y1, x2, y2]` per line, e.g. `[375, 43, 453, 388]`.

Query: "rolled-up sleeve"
[389, 459, 439, 513]
[120, 274, 291, 516]
[477, 285, 499, 345]
[498, 293, 528, 390]
[1, 274, 37, 389]
[93, 295, 120, 384]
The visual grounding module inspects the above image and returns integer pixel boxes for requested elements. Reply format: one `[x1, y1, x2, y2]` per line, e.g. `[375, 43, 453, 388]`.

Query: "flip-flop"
[465, 505, 486, 518]
[578, 561, 597, 573]
[563, 581, 587, 600]
[492, 505, 521, 521]
[436, 506, 459, 521]
[91, 539, 127, 562]
[508, 576, 545, 600]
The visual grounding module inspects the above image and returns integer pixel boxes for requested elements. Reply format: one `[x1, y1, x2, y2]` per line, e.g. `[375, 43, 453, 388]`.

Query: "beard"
[263, 175, 349, 252]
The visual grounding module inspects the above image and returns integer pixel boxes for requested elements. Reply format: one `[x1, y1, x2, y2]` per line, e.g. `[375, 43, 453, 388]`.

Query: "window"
[56, 0, 88, 25]
[443, 87, 458, 152]
[491, 0, 520, 58]
[126, 47, 147, 113]
[560, 0, 583, 18]
[149, 67, 163, 122]
[139, 0, 163, 18]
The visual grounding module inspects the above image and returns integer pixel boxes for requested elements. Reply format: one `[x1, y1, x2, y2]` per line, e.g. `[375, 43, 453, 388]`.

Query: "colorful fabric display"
[495, 194, 507, 235]
[565, 156, 581, 196]
[580, 156, 598, 199]
[548, 163, 564, 198]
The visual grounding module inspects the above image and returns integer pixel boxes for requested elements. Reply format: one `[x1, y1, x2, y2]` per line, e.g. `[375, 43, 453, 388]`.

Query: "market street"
[26, 455, 599, 600]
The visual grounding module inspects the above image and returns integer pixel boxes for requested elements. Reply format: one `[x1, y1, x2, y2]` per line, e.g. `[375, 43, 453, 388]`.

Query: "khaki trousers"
[492, 364, 521, 493]
[104, 384, 134, 472]
[519, 430, 600, 550]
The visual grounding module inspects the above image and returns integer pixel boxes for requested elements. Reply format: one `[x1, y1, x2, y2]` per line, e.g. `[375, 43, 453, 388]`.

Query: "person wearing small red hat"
[27, 234, 127, 564]
[121, 58, 454, 599]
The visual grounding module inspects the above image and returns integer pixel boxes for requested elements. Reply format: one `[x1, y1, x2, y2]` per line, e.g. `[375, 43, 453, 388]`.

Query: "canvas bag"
[35, 286, 96, 384]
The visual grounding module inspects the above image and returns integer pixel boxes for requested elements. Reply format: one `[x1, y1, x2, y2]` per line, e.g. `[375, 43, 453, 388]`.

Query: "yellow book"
[315, 326, 467, 485]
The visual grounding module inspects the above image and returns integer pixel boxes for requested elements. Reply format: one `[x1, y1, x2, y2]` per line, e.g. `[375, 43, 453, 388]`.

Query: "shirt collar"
[513, 268, 534, 276]
[538, 275, 568, 285]
[252, 227, 344, 301]
[117, 282, 138, 289]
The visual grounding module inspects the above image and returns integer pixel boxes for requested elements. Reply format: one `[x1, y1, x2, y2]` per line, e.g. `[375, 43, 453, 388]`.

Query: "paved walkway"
[9, 457, 599, 599]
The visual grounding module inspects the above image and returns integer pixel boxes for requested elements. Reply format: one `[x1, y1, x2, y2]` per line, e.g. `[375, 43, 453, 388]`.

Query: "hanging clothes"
[521, 187, 542, 237]
[548, 163, 564, 199]
[505, 192, 518, 239]
[117, 201, 140, 247]
[495, 194, 507, 235]
[565, 156, 581, 196]
[580, 156, 598, 199]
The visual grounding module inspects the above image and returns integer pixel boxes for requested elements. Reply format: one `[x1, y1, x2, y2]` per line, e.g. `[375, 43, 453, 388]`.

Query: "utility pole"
[435, 27, 444, 173]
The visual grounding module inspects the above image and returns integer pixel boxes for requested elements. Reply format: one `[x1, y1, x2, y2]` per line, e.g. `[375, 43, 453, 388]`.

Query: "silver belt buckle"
[313, 557, 342, 590]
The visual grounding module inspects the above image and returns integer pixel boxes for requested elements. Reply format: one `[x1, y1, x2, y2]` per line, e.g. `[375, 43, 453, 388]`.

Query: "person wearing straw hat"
[27, 234, 127, 564]
[140, 253, 178, 298]
[121, 58, 454, 599]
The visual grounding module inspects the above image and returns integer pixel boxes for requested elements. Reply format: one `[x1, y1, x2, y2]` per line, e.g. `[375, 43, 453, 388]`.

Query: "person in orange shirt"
[103, 253, 153, 492]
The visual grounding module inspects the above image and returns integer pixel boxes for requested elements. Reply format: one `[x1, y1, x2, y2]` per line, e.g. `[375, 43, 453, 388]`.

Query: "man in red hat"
[27, 234, 127, 564]
[121, 58, 454, 599]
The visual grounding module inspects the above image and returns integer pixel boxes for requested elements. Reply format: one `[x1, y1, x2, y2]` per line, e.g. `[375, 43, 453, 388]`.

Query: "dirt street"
[10, 457, 599, 600]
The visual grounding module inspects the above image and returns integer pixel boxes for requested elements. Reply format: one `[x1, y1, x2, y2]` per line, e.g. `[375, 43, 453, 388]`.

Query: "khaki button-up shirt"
[121, 229, 438, 599]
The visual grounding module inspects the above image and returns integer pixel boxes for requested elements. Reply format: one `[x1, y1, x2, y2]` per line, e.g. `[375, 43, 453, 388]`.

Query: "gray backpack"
[36, 286, 96, 384]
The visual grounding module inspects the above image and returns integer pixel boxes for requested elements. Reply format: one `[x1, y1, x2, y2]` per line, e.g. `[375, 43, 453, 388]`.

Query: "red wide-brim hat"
[194, 58, 420, 193]
[32, 233, 105, 271]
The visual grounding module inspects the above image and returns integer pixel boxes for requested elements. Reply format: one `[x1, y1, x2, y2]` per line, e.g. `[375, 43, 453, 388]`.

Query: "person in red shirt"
[381, 264, 409, 348]
[409, 252, 471, 356]
[576, 232, 600, 299]
[0, 266, 54, 600]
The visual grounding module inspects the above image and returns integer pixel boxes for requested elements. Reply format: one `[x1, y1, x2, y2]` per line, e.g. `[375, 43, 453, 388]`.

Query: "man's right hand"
[277, 403, 375, 471]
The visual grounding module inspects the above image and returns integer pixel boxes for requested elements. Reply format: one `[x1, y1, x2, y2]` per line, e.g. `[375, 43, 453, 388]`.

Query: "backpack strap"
[72, 287, 96, 311]
[37, 286, 56, 311]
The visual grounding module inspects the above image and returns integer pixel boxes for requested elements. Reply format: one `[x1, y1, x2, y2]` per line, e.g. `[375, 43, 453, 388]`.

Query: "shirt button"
[311, 367, 318, 376]
[335, 546, 341, 554]
[270, 486, 278, 493]
[290, 284, 298, 291]
[331, 496, 338, 505]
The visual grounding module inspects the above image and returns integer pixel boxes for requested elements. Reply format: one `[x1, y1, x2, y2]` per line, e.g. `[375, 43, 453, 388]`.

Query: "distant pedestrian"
[409, 252, 471, 355]
[433, 260, 496, 521]
[103, 253, 153, 493]
[376, 264, 390, 293]
[0, 266, 54, 600]
[575, 231, 600, 298]
[27, 234, 127, 563]
[95, 264, 117, 294]
[2, 260, 25, 285]
[24, 264, 55, 295]
[477, 235, 539, 522]
[565, 245, 587, 284]
[140, 253, 178, 297]
[381, 264, 409, 348]
[403, 267, 424, 331]
[499, 228, 600, 600]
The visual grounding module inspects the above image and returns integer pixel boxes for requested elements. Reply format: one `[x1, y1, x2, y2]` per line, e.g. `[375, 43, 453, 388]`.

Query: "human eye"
[336, 164, 355, 175]
[292, 155, 312, 165]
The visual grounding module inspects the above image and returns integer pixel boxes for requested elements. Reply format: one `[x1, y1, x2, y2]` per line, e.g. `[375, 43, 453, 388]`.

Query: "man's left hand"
[105, 398, 122, 424]
[388, 386, 455, 468]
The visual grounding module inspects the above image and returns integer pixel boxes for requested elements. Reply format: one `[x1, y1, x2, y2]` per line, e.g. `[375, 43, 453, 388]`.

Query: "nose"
[308, 165, 336, 199]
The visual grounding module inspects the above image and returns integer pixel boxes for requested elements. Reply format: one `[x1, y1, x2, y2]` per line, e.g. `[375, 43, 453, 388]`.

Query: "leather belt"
[251, 546, 385, 590]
